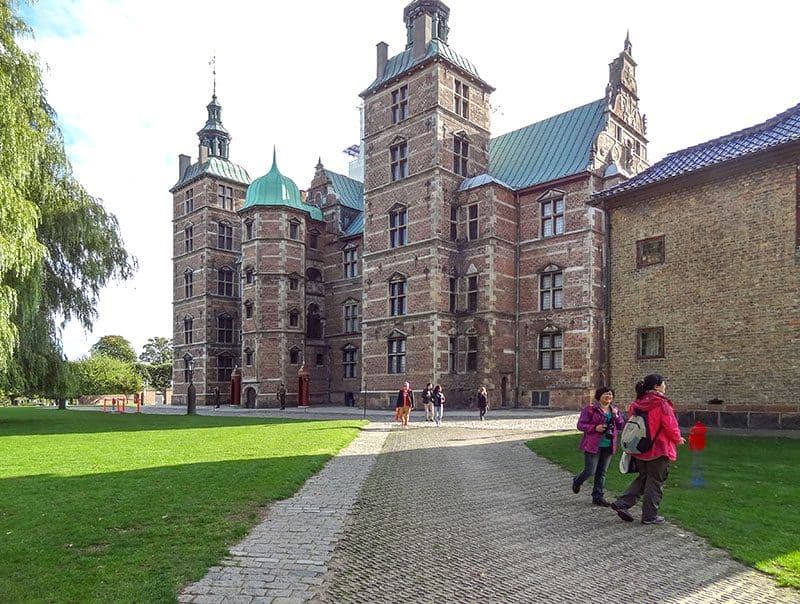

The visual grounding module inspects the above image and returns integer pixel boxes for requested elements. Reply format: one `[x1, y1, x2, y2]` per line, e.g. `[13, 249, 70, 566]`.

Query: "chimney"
[198, 144, 209, 164]
[178, 154, 191, 179]
[412, 13, 433, 60]
[376, 42, 388, 78]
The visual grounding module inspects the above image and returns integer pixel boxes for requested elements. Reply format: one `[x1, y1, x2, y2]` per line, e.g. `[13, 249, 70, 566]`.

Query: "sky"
[18, 0, 800, 360]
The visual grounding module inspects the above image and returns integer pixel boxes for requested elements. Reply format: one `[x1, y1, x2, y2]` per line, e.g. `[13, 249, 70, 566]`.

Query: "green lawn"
[0, 407, 365, 603]
[527, 432, 800, 589]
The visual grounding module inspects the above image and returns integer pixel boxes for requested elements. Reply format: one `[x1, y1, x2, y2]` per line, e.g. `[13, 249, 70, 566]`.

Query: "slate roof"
[362, 39, 492, 96]
[482, 99, 607, 191]
[344, 213, 364, 237]
[595, 101, 800, 200]
[324, 169, 364, 210]
[171, 156, 250, 191]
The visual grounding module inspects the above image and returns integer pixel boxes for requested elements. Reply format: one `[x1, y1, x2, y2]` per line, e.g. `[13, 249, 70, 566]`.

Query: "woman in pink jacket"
[611, 374, 685, 525]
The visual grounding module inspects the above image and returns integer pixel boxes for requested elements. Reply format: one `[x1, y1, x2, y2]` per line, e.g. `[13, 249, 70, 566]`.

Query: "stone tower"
[359, 0, 496, 405]
[170, 94, 250, 405]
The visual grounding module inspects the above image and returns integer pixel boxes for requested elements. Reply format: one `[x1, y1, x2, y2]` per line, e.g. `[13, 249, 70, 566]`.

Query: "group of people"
[394, 383, 490, 428]
[572, 373, 685, 525]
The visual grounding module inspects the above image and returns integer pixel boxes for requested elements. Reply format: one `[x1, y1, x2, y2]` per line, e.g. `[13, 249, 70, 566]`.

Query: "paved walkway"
[173, 410, 798, 603]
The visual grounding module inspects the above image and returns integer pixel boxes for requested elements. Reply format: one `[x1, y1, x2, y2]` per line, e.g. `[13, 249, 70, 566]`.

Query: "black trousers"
[615, 456, 670, 520]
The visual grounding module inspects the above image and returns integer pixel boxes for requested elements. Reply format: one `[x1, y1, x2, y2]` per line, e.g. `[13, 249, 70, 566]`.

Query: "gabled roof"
[324, 169, 364, 210]
[361, 39, 492, 96]
[596, 101, 800, 200]
[487, 99, 607, 191]
[171, 156, 250, 191]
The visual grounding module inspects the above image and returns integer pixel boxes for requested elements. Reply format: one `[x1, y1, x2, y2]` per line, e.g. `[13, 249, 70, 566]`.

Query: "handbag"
[619, 451, 638, 474]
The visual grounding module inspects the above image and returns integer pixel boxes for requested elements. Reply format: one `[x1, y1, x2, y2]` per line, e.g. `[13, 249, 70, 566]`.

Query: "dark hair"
[426, 383, 433, 388]
[433, 384, 442, 393]
[635, 374, 664, 399]
[594, 387, 615, 401]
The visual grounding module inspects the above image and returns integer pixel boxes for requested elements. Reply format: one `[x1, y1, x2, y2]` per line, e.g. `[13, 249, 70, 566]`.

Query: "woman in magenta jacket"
[572, 387, 625, 506]
[611, 374, 685, 525]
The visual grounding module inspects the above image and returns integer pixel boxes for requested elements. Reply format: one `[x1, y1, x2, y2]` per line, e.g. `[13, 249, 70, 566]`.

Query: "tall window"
[540, 271, 563, 310]
[343, 247, 358, 278]
[289, 348, 301, 365]
[389, 208, 407, 248]
[637, 236, 665, 268]
[218, 185, 233, 210]
[245, 219, 254, 240]
[453, 135, 469, 176]
[184, 270, 193, 298]
[244, 349, 254, 367]
[387, 335, 407, 374]
[308, 231, 319, 249]
[539, 332, 563, 370]
[467, 275, 478, 312]
[466, 336, 478, 371]
[217, 314, 234, 343]
[183, 356, 193, 383]
[449, 277, 457, 312]
[541, 196, 565, 237]
[183, 316, 193, 344]
[450, 206, 458, 241]
[217, 267, 235, 297]
[289, 277, 299, 290]
[244, 301, 253, 319]
[184, 225, 193, 252]
[289, 221, 300, 240]
[344, 301, 359, 333]
[467, 204, 478, 240]
[218, 222, 233, 250]
[217, 355, 233, 382]
[637, 327, 665, 359]
[343, 345, 358, 379]
[390, 278, 407, 316]
[391, 85, 408, 123]
[245, 268, 254, 285]
[289, 310, 300, 328]
[448, 336, 457, 373]
[184, 188, 194, 213]
[390, 141, 408, 181]
[454, 80, 469, 118]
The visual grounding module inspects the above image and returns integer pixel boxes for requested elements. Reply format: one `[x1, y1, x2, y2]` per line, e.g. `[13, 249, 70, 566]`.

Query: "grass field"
[0, 408, 365, 603]
[527, 432, 800, 589]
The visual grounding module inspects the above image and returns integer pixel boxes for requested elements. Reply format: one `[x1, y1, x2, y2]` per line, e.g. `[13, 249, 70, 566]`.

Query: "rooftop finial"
[209, 54, 217, 98]
[624, 31, 632, 55]
[272, 146, 277, 169]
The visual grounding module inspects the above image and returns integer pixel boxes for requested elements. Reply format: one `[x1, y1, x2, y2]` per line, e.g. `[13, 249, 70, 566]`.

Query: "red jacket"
[628, 391, 683, 461]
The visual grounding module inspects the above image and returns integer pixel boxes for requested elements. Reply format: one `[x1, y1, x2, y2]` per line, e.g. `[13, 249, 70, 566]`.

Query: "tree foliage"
[72, 355, 141, 396]
[90, 336, 137, 364]
[134, 362, 172, 393]
[0, 2, 136, 397]
[139, 336, 172, 364]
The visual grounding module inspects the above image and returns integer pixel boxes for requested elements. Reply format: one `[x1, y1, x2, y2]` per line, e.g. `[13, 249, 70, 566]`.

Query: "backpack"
[620, 408, 662, 454]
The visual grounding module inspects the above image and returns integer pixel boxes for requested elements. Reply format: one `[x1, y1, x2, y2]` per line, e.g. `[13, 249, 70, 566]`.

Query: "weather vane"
[209, 55, 216, 97]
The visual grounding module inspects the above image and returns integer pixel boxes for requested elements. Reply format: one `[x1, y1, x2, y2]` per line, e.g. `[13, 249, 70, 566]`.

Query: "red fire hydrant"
[688, 421, 707, 450]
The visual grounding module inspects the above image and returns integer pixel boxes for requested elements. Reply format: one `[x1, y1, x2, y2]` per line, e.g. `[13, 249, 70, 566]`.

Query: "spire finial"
[209, 55, 217, 98]
[624, 31, 632, 54]
[272, 146, 277, 169]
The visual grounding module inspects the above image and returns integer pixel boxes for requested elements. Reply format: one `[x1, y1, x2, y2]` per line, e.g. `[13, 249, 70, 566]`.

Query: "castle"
[171, 0, 649, 409]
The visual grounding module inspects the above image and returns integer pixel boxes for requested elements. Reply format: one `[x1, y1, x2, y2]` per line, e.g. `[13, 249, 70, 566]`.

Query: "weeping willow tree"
[0, 1, 135, 400]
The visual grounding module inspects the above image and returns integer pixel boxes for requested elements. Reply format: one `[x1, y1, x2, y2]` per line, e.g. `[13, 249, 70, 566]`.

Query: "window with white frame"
[540, 271, 563, 310]
[540, 193, 565, 237]
[637, 327, 665, 359]
[454, 80, 469, 118]
[389, 277, 407, 316]
[539, 332, 563, 370]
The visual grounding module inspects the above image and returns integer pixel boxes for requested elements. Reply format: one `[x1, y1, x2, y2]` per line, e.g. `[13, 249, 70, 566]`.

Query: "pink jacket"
[628, 391, 683, 461]
[577, 402, 625, 454]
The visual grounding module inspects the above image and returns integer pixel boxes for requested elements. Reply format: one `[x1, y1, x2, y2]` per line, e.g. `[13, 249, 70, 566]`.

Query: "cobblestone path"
[314, 425, 797, 604]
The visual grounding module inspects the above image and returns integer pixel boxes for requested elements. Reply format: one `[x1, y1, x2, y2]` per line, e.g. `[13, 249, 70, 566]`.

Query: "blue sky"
[17, 0, 800, 359]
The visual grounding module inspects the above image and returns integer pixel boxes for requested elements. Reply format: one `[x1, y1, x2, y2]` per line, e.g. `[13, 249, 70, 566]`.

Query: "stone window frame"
[184, 223, 194, 253]
[467, 203, 479, 240]
[289, 346, 302, 365]
[466, 334, 478, 372]
[390, 139, 409, 181]
[387, 330, 407, 374]
[183, 315, 193, 345]
[288, 218, 301, 241]
[217, 313, 234, 344]
[449, 205, 458, 241]
[453, 132, 469, 177]
[217, 266, 236, 297]
[539, 328, 563, 370]
[288, 274, 301, 291]
[538, 189, 566, 238]
[388, 205, 408, 248]
[217, 184, 233, 210]
[449, 276, 458, 313]
[637, 326, 665, 359]
[183, 268, 194, 298]
[217, 354, 234, 382]
[183, 355, 193, 383]
[288, 308, 301, 329]
[244, 347, 254, 367]
[448, 335, 458, 373]
[636, 235, 665, 269]
[388, 273, 408, 317]
[244, 218, 254, 241]
[184, 188, 194, 214]
[391, 84, 409, 124]
[539, 266, 564, 311]
[217, 220, 233, 250]
[343, 298, 360, 334]
[244, 266, 255, 285]
[454, 79, 470, 119]
[342, 245, 359, 279]
[466, 275, 478, 312]
[244, 300, 254, 320]
[308, 228, 320, 250]
[342, 344, 358, 379]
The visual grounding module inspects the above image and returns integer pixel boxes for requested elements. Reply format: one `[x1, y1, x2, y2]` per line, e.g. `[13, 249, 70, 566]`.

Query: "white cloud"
[21, 0, 800, 358]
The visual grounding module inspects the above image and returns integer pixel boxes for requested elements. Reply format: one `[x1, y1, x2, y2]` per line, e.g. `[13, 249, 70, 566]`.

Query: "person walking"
[277, 383, 286, 410]
[477, 386, 489, 421]
[432, 384, 445, 427]
[611, 374, 685, 525]
[396, 382, 414, 429]
[571, 387, 624, 506]
[422, 383, 434, 422]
